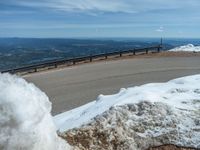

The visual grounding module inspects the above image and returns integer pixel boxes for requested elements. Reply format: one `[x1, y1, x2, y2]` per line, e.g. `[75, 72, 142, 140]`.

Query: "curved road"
[24, 57, 200, 115]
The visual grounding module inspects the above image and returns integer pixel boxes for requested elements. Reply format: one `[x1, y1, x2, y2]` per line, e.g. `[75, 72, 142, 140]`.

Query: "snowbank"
[0, 73, 71, 150]
[54, 74, 200, 149]
[169, 44, 200, 52]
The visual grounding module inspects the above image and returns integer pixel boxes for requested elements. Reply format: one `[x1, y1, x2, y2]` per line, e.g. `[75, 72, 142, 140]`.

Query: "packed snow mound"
[54, 74, 200, 149]
[0, 73, 71, 150]
[169, 44, 200, 52]
[62, 102, 199, 149]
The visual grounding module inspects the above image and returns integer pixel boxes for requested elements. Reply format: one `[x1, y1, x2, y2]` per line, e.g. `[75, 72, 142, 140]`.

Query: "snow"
[54, 75, 200, 131]
[169, 44, 200, 52]
[1, 72, 199, 149]
[54, 74, 200, 148]
[0, 73, 71, 150]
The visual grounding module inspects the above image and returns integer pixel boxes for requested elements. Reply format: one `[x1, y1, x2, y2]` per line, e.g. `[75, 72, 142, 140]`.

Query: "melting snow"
[54, 74, 200, 148]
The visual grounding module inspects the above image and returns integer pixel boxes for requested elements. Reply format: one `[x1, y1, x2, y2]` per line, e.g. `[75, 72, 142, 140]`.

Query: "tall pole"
[157, 37, 163, 53]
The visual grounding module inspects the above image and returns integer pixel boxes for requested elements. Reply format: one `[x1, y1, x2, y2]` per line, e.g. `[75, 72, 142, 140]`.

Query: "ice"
[0, 73, 71, 150]
[169, 44, 200, 52]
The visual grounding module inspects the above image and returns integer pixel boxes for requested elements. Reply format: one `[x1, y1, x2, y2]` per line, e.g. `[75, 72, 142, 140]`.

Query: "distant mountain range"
[0, 38, 199, 71]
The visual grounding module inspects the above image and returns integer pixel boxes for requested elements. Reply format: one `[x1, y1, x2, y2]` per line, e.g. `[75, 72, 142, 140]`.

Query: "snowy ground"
[54, 74, 200, 149]
[169, 44, 200, 52]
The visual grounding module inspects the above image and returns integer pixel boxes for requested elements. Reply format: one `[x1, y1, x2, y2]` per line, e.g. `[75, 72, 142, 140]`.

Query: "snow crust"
[0, 73, 71, 150]
[54, 74, 200, 148]
[169, 44, 200, 52]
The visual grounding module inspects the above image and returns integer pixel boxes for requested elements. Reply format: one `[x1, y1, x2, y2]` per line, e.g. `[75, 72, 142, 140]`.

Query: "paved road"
[24, 57, 200, 115]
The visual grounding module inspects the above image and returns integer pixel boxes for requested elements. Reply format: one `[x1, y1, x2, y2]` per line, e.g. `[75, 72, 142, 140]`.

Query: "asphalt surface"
[24, 57, 200, 115]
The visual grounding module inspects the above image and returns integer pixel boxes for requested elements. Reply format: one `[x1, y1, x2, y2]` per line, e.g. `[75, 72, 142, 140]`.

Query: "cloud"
[0, 23, 161, 29]
[2, 0, 200, 14]
[1, 0, 200, 38]
[2, 0, 135, 13]
[156, 26, 164, 32]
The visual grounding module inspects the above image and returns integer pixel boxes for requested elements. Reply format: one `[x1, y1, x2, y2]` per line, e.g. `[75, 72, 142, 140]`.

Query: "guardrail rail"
[1, 45, 162, 74]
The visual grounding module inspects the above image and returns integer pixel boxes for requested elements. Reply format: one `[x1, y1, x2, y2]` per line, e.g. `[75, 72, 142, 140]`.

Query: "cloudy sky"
[0, 0, 200, 38]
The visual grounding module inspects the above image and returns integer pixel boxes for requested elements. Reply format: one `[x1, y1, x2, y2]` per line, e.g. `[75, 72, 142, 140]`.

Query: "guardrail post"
[157, 46, 160, 52]
[133, 49, 135, 55]
[55, 64, 57, 68]
[146, 48, 148, 54]
[34, 68, 37, 72]
[120, 51, 122, 57]
[105, 51, 108, 59]
[105, 55, 107, 59]
[73, 60, 76, 65]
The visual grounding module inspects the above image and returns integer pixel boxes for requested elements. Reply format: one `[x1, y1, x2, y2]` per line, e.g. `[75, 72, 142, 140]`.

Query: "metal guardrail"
[1, 45, 162, 74]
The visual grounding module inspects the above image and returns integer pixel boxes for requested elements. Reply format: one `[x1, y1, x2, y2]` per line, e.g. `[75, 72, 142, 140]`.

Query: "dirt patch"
[148, 144, 196, 150]
[60, 130, 197, 150]
[59, 126, 130, 150]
